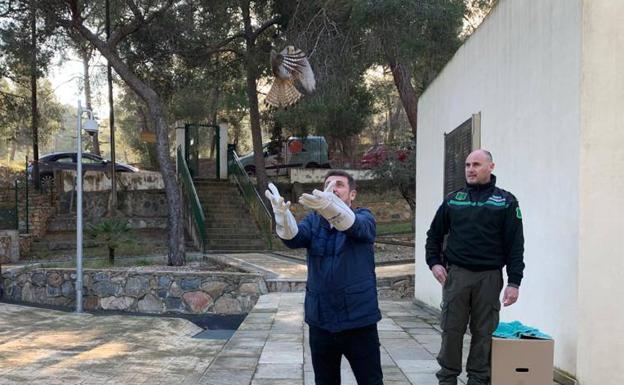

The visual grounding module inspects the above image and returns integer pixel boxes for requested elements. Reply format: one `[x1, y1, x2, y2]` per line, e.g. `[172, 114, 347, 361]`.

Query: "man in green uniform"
[425, 149, 525, 385]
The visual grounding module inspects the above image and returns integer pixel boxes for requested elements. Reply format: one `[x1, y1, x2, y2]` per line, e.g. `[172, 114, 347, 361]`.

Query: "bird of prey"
[265, 46, 316, 108]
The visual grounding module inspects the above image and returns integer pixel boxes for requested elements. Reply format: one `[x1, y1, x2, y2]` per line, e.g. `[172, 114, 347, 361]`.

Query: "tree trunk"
[106, 0, 117, 214]
[106, 61, 117, 214]
[69, 18, 185, 266]
[245, 62, 268, 193]
[82, 51, 101, 156]
[148, 97, 185, 265]
[386, 55, 418, 139]
[30, 5, 39, 190]
[242, 2, 268, 195]
[208, 86, 220, 159]
[9, 140, 16, 161]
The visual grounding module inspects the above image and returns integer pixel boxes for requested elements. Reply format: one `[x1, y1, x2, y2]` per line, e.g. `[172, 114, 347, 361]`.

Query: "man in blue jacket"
[265, 170, 383, 385]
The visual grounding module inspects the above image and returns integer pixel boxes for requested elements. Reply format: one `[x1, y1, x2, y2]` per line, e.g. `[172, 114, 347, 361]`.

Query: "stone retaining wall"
[0, 230, 19, 263]
[376, 274, 414, 300]
[55, 190, 168, 221]
[60, 170, 164, 192]
[265, 275, 414, 300]
[1, 266, 268, 315]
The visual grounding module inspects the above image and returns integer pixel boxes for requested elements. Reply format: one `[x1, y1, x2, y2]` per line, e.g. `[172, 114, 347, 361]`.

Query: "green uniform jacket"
[425, 175, 525, 286]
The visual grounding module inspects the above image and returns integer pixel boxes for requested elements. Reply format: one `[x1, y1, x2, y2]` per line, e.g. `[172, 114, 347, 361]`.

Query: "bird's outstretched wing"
[266, 46, 316, 108]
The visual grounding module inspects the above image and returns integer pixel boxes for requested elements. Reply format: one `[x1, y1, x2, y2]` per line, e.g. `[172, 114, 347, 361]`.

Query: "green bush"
[87, 218, 134, 265]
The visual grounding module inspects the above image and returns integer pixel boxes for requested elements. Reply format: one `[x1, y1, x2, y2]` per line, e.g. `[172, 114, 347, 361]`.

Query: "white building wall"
[415, 0, 581, 374]
[577, 1, 624, 384]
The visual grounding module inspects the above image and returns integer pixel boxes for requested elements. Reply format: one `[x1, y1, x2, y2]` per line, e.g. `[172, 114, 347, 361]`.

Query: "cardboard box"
[491, 337, 554, 385]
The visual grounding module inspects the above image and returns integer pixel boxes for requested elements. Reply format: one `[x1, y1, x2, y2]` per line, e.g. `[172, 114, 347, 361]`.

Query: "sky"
[48, 51, 109, 119]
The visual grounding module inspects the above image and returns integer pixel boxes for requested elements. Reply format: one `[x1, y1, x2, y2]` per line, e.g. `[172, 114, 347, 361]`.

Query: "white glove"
[298, 180, 355, 231]
[264, 183, 298, 240]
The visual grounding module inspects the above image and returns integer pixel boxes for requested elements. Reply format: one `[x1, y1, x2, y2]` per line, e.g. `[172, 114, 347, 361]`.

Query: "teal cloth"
[493, 321, 551, 340]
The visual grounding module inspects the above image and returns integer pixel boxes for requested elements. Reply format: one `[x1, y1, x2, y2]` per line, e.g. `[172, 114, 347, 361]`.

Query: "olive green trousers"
[436, 265, 503, 385]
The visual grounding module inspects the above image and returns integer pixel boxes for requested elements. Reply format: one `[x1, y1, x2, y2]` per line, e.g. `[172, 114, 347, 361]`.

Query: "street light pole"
[75, 100, 98, 314]
[76, 100, 84, 313]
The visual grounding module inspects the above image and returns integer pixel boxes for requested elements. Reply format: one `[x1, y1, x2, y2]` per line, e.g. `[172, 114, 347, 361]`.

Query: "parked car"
[238, 136, 330, 176]
[28, 152, 139, 185]
[359, 143, 410, 169]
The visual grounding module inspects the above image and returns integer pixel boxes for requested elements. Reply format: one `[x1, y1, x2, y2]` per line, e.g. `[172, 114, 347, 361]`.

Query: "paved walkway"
[201, 292, 451, 385]
[1, 292, 560, 385]
[0, 256, 559, 384]
[0, 302, 223, 384]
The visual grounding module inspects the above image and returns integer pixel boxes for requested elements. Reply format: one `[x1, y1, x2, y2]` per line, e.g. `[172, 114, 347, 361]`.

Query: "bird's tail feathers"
[265, 79, 302, 108]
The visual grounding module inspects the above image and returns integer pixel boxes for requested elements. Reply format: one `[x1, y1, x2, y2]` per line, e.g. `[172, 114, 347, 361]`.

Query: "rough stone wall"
[0, 188, 15, 204]
[12, 191, 55, 239]
[23, 194, 55, 237]
[54, 190, 168, 220]
[376, 274, 414, 300]
[265, 275, 414, 300]
[60, 170, 164, 192]
[1, 267, 268, 315]
[0, 230, 19, 263]
[18, 235, 32, 257]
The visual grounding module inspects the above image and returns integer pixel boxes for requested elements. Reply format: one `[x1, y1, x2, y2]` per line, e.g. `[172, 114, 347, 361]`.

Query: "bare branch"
[211, 31, 246, 52]
[0, 0, 15, 17]
[251, 15, 281, 41]
[127, 0, 142, 19]
[0, 89, 29, 100]
[107, 0, 174, 48]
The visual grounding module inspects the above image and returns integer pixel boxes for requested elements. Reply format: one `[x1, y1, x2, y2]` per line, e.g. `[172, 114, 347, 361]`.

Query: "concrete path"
[196, 292, 459, 385]
[1, 292, 560, 385]
[0, 302, 225, 385]
[1, 256, 559, 385]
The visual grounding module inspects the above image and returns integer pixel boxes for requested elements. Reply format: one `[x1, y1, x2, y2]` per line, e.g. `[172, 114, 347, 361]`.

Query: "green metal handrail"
[177, 146, 207, 252]
[228, 149, 274, 249]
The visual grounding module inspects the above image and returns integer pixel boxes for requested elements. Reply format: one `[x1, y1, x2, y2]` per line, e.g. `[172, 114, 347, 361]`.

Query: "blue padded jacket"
[282, 207, 382, 332]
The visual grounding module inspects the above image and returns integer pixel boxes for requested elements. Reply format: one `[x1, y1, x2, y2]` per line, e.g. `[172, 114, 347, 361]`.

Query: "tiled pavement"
[197, 292, 463, 385]
[0, 292, 480, 385]
[0, 257, 559, 384]
[0, 301, 224, 385]
[0, 292, 560, 385]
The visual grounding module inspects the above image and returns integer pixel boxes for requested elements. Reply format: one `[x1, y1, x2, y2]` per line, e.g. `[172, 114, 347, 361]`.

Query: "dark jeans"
[309, 323, 383, 385]
[437, 265, 503, 385]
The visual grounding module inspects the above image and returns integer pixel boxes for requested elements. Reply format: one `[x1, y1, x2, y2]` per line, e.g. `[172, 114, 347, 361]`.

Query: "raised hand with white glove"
[298, 180, 355, 231]
[265, 183, 299, 240]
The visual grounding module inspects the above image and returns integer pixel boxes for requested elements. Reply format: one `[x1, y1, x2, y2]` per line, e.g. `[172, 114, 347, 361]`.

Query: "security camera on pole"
[76, 100, 99, 313]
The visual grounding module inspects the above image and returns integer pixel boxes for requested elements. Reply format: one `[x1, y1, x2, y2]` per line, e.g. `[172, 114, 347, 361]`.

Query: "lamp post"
[76, 100, 99, 313]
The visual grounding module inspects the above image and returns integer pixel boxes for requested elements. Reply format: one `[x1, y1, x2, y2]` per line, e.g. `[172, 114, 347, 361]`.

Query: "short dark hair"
[324, 170, 356, 191]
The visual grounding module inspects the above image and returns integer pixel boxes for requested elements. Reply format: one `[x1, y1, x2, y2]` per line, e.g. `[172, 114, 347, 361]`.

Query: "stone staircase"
[194, 180, 267, 252]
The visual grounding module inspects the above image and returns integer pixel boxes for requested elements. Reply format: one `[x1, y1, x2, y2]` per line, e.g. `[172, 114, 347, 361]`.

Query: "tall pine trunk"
[30, 4, 39, 190]
[386, 55, 418, 140]
[242, 2, 268, 195]
[69, 19, 185, 266]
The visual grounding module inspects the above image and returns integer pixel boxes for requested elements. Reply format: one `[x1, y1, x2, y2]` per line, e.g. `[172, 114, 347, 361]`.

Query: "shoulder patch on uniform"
[496, 188, 518, 203]
[455, 191, 468, 201]
[516, 207, 522, 219]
